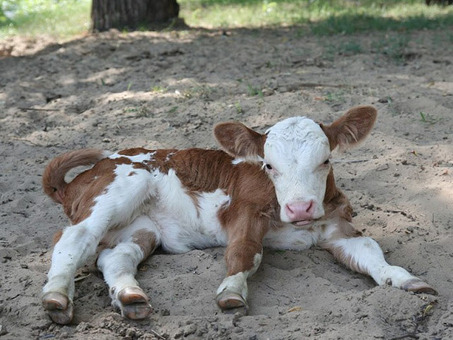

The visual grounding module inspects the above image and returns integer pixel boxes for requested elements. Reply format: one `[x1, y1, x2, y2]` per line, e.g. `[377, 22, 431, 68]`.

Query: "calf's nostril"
[286, 204, 294, 215]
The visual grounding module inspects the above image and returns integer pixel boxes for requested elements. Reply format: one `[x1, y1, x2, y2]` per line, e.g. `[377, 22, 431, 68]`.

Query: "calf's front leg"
[216, 210, 268, 314]
[216, 239, 263, 313]
[320, 220, 437, 294]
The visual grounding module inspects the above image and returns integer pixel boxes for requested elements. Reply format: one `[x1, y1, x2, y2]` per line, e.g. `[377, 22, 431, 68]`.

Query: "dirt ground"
[0, 27, 452, 339]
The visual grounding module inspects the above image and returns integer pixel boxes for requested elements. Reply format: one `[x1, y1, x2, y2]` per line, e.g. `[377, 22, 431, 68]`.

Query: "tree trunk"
[91, 0, 179, 32]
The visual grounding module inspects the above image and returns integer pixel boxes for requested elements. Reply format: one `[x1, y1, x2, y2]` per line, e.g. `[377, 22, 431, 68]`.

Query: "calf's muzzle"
[285, 200, 316, 225]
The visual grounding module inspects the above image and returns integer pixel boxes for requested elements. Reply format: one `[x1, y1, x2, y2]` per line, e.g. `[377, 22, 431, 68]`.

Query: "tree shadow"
[309, 11, 453, 34]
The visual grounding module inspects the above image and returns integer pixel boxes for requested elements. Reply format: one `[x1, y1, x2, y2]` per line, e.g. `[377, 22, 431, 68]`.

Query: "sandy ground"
[0, 27, 452, 339]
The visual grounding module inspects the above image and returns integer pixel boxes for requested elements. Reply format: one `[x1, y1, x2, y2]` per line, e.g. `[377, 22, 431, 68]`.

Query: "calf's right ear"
[214, 122, 266, 158]
[320, 105, 377, 151]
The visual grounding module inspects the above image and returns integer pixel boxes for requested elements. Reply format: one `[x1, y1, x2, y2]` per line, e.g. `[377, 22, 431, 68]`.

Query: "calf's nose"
[285, 200, 315, 221]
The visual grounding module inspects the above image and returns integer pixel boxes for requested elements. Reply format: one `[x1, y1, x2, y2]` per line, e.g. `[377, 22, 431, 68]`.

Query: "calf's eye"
[323, 159, 330, 165]
[265, 164, 273, 170]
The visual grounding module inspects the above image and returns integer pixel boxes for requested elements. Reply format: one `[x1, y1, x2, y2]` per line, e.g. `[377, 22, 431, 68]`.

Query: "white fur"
[216, 253, 262, 300]
[97, 215, 161, 306]
[150, 169, 229, 253]
[43, 163, 153, 299]
[264, 117, 331, 222]
[263, 224, 320, 250]
[231, 155, 263, 165]
[109, 152, 156, 163]
[329, 237, 418, 288]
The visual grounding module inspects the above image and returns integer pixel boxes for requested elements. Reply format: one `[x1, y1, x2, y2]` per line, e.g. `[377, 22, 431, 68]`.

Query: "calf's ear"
[214, 122, 266, 158]
[320, 105, 377, 151]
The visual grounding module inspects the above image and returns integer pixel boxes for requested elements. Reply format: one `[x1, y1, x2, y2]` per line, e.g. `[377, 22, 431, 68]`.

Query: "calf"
[41, 106, 436, 324]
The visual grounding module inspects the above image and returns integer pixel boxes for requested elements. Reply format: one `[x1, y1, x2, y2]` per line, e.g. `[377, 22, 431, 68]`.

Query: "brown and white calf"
[41, 106, 436, 324]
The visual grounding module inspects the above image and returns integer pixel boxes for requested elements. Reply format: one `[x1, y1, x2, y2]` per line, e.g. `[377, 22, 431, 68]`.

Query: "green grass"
[373, 34, 411, 63]
[419, 111, 440, 124]
[180, 0, 453, 34]
[246, 84, 264, 97]
[1, 0, 453, 40]
[0, 0, 91, 40]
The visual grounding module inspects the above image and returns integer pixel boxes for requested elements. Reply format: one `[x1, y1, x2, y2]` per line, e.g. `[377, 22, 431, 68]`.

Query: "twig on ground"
[331, 159, 369, 164]
[19, 107, 61, 111]
[74, 274, 91, 282]
[11, 137, 63, 148]
[282, 83, 358, 88]
[150, 329, 166, 340]
[389, 334, 418, 340]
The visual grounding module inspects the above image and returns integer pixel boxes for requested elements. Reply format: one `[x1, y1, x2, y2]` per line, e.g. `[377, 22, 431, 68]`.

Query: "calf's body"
[42, 106, 436, 324]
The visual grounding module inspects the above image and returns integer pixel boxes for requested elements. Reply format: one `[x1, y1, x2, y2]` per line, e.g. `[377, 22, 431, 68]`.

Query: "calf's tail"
[42, 149, 108, 204]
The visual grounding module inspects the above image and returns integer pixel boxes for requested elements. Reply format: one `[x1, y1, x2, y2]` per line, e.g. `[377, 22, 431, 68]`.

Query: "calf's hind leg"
[42, 219, 107, 324]
[97, 216, 161, 320]
[320, 220, 437, 294]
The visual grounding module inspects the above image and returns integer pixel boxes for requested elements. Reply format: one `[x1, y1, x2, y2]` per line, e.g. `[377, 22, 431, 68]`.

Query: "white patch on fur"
[263, 224, 320, 250]
[232, 155, 263, 165]
[232, 158, 244, 165]
[102, 150, 113, 158]
[216, 272, 248, 299]
[150, 169, 229, 253]
[109, 152, 156, 163]
[264, 117, 331, 222]
[216, 253, 262, 300]
[43, 163, 154, 300]
[165, 152, 175, 161]
[331, 237, 418, 287]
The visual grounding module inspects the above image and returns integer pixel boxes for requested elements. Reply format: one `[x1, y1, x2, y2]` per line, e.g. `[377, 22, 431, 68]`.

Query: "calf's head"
[214, 106, 377, 225]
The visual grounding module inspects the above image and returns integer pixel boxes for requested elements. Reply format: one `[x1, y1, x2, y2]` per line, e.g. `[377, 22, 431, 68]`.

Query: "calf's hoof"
[117, 287, 153, 320]
[216, 290, 248, 316]
[402, 279, 438, 295]
[42, 292, 74, 325]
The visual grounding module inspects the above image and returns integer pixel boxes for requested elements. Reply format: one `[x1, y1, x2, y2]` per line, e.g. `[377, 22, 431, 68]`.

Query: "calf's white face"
[264, 117, 331, 225]
[214, 106, 378, 226]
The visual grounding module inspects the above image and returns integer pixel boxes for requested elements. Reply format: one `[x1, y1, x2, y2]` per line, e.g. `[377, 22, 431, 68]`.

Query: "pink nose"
[285, 201, 315, 221]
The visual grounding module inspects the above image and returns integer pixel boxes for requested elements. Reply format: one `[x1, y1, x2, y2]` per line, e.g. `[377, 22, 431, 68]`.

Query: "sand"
[0, 27, 452, 339]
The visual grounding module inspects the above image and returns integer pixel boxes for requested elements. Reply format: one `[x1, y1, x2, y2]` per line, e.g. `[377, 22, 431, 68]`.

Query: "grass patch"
[150, 85, 168, 93]
[181, 83, 216, 100]
[0, 0, 91, 40]
[179, 0, 453, 34]
[419, 111, 440, 124]
[246, 84, 264, 97]
[373, 34, 411, 63]
[323, 90, 346, 103]
[1, 0, 453, 39]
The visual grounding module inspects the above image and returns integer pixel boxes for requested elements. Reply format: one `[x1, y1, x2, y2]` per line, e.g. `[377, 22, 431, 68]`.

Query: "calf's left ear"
[214, 122, 266, 158]
[320, 105, 377, 151]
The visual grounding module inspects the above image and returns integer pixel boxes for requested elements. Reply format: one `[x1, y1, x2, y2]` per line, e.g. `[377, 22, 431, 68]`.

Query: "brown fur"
[320, 106, 377, 151]
[52, 230, 63, 245]
[214, 123, 266, 158]
[132, 229, 158, 258]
